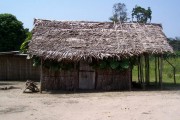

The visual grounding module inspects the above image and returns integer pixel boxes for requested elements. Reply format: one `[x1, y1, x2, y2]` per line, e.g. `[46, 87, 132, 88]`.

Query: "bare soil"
[0, 81, 180, 120]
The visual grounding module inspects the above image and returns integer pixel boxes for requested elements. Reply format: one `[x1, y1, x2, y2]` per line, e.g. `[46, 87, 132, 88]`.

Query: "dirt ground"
[0, 81, 180, 120]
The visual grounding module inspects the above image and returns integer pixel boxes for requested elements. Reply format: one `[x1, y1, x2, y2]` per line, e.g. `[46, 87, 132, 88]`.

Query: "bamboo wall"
[96, 69, 130, 90]
[42, 66, 130, 91]
[42, 68, 78, 90]
[0, 54, 40, 81]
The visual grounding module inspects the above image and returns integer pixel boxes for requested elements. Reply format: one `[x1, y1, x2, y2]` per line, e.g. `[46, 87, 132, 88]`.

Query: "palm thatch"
[28, 19, 173, 61]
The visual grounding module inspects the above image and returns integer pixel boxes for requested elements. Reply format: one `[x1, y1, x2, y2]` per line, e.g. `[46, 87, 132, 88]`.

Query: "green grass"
[132, 57, 180, 84]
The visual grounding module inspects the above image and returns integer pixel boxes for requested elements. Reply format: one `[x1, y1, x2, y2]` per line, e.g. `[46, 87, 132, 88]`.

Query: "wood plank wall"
[0, 55, 40, 81]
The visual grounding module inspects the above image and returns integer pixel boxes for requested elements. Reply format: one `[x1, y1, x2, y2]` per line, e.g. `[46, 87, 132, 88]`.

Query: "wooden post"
[40, 58, 43, 93]
[155, 56, 158, 84]
[159, 55, 163, 90]
[138, 56, 141, 83]
[157, 56, 160, 86]
[77, 62, 80, 89]
[145, 55, 150, 86]
[173, 67, 176, 85]
[140, 56, 145, 90]
[95, 70, 98, 90]
[129, 68, 132, 91]
[147, 55, 150, 85]
[145, 55, 147, 85]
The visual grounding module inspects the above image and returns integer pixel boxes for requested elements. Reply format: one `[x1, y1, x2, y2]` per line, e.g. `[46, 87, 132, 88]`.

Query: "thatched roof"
[28, 19, 173, 61]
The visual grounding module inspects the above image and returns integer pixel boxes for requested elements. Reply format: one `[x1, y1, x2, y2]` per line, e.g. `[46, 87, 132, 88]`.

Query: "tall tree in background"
[168, 37, 180, 51]
[0, 13, 27, 52]
[109, 3, 128, 23]
[132, 6, 152, 23]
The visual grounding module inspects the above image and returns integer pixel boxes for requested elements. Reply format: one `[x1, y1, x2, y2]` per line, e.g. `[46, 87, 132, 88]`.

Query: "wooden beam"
[155, 55, 158, 85]
[77, 61, 80, 89]
[159, 55, 163, 90]
[129, 68, 132, 91]
[138, 56, 141, 83]
[147, 55, 150, 85]
[40, 58, 43, 93]
[140, 56, 145, 90]
[95, 70, 98, 90]
[145, 55, 150, 85]
[174, 67, 176, 85]
[157, 56, 160, 86]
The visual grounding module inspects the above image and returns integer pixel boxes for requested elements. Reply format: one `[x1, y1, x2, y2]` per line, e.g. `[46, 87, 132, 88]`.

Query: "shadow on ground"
[0, 82, 15, 86]
[1, 81, 180, 94]
[44, 83, 180, 94]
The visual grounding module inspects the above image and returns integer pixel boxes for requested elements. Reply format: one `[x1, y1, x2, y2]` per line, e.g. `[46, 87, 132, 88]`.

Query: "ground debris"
[0, 86, 20, 90]
[23, 80, 39, 93]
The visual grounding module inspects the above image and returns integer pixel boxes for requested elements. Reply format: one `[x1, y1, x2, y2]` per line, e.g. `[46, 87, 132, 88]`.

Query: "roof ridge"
[33, 18, 162, 27]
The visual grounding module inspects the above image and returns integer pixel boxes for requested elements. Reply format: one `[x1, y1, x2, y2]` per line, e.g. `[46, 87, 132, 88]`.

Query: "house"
[28, 19, 173, 91]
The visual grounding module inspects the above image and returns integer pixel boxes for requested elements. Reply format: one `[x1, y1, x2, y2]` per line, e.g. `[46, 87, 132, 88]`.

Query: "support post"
[140, 56, 145, 90]
[145, 55, 150, 86]
[159, 55, 163, 90]
[40, 58, 43, 93]
[174, 67, 176, 85]
[138, 56, 141, 83]
[157, 56, 160, 86]
[155, 55, 158, 84]
[129, 68, 132, 91]
[147, 55, 150, 85]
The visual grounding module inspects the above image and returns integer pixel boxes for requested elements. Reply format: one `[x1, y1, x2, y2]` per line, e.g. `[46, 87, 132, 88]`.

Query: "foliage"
[163, 51, 180, 59]
[33, 57, 74, 71]
[33, 57, 41, 67]
[165, 37, 180, 58]
[109, 3, 128, 23]
[132, 6, 152, 23]
[32, 57, 137, 72]
[110, 60, 120, 69]
[89, 58, 130, 71]
[20, 32, 32, 53]
[0, 13, 28, 52]
[168, 37, 180, 51]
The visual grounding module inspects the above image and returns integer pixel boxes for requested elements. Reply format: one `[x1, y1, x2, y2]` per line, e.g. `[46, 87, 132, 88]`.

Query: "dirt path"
[0, 81, 180, 120]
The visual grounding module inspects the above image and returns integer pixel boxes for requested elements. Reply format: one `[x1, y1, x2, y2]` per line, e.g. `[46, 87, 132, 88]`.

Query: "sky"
[0, 0, 180, 38]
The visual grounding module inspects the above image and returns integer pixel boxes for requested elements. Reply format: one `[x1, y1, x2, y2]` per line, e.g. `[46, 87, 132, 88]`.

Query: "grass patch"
[132, 57, 180, 84]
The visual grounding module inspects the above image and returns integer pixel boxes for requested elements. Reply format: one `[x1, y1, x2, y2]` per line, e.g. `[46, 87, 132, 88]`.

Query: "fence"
[0, 51, 40, 81]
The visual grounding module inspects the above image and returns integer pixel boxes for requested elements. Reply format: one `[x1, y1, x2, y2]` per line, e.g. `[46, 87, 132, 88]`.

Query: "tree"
[0, 13, 27, 52]
[168, 37, 180, 51]
[109, 3, 128, 23]
[132, 6, 152, 23]
[20, 31, 32, 53]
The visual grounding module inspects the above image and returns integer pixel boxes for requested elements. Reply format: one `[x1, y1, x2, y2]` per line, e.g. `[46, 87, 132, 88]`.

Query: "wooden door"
[79, 61, 95, 89]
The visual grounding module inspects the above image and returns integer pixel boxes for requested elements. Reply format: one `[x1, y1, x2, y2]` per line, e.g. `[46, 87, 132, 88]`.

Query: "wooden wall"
[41, 62, 130, 91]
[42, 68, 78, 90]
[96, 69, 130, 90]
[0, 54, 40, 81]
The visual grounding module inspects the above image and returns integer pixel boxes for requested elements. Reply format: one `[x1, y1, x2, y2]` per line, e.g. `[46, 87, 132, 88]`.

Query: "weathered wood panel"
[0, 55, 40, 81]
[42, 69, 78, 90]
[79, 61, 95, 90]
[96, 69, 130, 90]
[79, 71, 95, 89]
